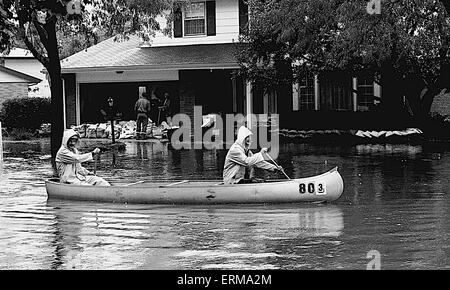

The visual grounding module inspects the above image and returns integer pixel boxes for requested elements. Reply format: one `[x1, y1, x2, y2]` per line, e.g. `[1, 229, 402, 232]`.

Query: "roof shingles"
[61, 35, 239, 71]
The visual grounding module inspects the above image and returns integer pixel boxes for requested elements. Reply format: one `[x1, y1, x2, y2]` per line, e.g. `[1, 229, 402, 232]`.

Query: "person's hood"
[235, 126, 253, 148]
[61, 129, 80, 149]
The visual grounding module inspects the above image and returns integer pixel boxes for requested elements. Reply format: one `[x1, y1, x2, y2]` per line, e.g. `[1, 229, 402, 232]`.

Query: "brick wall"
[178, 71, 195, 134]
[62, 74, 77, 128]
[0, 82, 28, 109]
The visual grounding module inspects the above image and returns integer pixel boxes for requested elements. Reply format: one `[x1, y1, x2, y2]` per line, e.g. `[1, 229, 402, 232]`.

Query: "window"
[298, 74, 315, 110]
[184, 2, 206, 36]
[319, 75, 353, 111]
[174, 1, 215, 38]
[357, 77, 374, 111]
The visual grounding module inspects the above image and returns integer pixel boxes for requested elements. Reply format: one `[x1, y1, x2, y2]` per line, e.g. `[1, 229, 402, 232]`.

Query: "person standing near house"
[159, 92, 172, 125]
[223, 126, 283, 184]
[56, 129, 110, 186]
[149, 90, 161, 125]
[134, 92, 152, 140]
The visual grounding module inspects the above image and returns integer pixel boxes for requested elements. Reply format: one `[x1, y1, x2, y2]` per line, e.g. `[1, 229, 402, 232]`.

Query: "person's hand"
[92, 148, 101, 155]
[260, 147, 268, 154]
[274, 166, 283, 172]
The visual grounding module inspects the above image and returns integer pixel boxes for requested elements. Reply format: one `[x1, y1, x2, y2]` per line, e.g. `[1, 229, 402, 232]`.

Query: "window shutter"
[206, 1, 216, 36]
[173, 6, 182, 38]
[239, 0, 249, 35]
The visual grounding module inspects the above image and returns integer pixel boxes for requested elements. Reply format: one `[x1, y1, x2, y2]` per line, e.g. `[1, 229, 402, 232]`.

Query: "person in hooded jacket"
[223, 126, 283, 184]
[56, 129, 111, 186]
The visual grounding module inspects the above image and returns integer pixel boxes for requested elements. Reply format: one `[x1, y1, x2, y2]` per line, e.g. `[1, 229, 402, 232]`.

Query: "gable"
[0, 66, 41, 83]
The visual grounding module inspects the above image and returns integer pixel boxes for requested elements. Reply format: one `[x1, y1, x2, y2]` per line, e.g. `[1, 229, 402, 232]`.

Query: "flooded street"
[1, 139, 450, 269]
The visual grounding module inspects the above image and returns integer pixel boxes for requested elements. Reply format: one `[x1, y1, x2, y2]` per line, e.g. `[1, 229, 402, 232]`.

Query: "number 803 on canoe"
[298, 181, 326, 195]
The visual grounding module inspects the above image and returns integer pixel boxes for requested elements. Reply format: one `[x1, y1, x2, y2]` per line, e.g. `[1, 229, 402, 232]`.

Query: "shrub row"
[0, 97, 51, 130]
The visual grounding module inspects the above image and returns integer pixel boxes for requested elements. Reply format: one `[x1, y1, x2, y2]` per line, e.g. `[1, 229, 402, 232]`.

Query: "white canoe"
[45, 167, 344, 204]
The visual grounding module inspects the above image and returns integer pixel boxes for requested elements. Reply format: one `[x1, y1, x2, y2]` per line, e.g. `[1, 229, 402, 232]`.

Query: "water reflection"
[355, 144, 422, 156]
[43, 199, 343, 270]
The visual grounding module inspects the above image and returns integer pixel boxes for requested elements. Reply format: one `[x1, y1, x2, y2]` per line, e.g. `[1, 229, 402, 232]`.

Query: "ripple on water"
[2, 140, 450, 269]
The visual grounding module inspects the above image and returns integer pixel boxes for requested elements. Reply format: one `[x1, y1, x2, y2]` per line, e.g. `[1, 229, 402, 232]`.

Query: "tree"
[0, 0, 177, 174]
[237, 0, 450, 123]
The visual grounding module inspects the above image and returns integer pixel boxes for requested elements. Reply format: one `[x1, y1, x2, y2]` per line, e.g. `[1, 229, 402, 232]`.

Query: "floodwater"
[1, 139, 450, 270]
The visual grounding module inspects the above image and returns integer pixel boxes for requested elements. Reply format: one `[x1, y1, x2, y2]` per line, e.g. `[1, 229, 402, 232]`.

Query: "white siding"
[0, 69, 29, 83]
[4, 59, 45, 80]
[149, 0, 240, 47]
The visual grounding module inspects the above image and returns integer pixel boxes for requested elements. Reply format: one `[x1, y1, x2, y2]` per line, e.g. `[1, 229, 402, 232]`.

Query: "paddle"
[93, 152, 100, 176]
[265, 152, 291, 180]
[124, 180, 145, 186]
[159, 180, 189, 188]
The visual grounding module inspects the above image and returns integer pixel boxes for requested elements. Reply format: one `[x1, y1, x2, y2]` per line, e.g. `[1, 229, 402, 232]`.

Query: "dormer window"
[174, 1, 216, 38]
[184, 2, 206, 36]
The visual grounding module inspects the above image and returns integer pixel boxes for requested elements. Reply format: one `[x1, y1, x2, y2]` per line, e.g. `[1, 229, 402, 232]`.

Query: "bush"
[0, 97, 51, 130]
[421, 112, 450, 140]
[8, 128, 36, 140]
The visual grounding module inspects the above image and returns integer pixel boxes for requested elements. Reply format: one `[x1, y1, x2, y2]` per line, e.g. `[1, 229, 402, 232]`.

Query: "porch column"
[374, 81, 381, 105]
[232, 76, 237, 113]
[314, 75, 319, 110]
[292, 82, 299, 111]
[62, 78, 67, 129]
[246, 80, 253, 127]
[76, 82, 81, 125]
[353, 77, 358, 112]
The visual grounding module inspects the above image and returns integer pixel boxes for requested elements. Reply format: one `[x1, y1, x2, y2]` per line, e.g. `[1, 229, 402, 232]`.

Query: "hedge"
[0, 97, 51, 130]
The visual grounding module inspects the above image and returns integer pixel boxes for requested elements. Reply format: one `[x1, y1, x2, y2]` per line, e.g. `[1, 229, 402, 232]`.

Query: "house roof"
[0, 66, 42, 83]
[60, 35, 241, 73]
[0, 47, 34, 59]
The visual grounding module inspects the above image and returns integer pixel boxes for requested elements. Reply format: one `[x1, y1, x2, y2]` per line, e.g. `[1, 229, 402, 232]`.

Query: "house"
[60, 0, 384, 131]
[0, 47, 50, 108]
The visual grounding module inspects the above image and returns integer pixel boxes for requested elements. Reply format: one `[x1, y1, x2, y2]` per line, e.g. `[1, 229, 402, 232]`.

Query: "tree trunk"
[379, 62, 403, 114]
[45, 21, 64, 176]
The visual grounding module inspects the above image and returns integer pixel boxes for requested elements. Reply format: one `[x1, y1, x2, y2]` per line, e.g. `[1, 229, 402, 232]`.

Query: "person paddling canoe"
[56, 129, 110, 186]
[223, 126, 283, 184]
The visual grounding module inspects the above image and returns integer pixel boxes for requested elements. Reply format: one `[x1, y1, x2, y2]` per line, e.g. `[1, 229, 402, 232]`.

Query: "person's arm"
[56, 148, 93, 164]
[227, 147, 265, 167]
[254, 160, 277, 171]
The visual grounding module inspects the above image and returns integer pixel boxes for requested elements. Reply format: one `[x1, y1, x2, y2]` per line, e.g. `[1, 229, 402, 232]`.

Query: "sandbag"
[86, 124, 98, 138]
[72, 124, 86, 138]
[96, 123, 107, 138]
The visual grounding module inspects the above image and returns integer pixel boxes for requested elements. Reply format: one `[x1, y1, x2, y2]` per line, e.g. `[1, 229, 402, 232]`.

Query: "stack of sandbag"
[201, 114, 215, 128]
[72, 124, 86, 138]
[146, 122, 153, 137]
[96, 123, 107, 138]
[161, 121, 170, 129]
[119, 120, 137, 139]
[38, 123, 51, 136]
[105, 123, 121, 139]
[152, 126, 163, 138]
[86, 124, 98, 138]
[354, 128, 423, 138]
